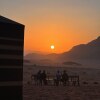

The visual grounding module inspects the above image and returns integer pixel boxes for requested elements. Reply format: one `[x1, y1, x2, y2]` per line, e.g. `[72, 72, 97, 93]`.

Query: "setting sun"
[51, 45, 55, 50]
[2, 0, 99, 54]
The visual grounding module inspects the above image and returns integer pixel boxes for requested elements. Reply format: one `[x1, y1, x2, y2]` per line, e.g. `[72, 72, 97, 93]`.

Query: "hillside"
[25, 36, 100, 67]
[60, 36, 100, 60]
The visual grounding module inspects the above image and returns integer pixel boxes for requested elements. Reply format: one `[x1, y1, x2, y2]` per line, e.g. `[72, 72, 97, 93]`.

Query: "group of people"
[55, 70, 69, 86]
[32, 70, 47, 85]
[32, 70, 69, 86]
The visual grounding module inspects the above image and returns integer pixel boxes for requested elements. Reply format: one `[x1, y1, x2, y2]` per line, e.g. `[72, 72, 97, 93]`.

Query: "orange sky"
[0, 0, 100, 54]
[24, 10, 100, 54]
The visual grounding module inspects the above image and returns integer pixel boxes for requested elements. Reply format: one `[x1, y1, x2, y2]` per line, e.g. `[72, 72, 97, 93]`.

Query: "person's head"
[57, 70, 60, 73]
[43, 70, 45, 73]
[38, 70, 41, 73]
[63, 70, 66, 73]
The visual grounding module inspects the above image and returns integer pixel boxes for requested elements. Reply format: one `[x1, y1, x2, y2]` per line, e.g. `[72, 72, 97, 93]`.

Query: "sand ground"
[23, 65, 100, 100]
[23, 84, 100, 100]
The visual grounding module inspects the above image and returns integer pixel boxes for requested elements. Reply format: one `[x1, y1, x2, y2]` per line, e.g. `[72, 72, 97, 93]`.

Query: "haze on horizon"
[0, 0, 100, 54]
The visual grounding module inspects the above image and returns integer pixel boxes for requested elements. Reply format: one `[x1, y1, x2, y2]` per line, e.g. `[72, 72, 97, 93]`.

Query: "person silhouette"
[37, 70, 42, 85]
[55, 70, 61, 86]
[62, 70, 69, 86]
[41, 70, 47, 85]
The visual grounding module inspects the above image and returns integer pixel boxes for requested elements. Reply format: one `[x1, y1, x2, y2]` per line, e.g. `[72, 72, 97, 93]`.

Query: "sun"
[50, 45, 55, 50]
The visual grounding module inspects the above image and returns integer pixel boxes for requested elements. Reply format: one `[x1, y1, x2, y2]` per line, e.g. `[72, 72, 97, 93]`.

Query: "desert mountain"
[60, 36, 100, 60]
[25, 36, 100, 67]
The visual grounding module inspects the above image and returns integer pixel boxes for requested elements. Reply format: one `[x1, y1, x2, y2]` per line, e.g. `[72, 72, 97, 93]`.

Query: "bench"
[31, 74, 80, 86]
[46, 75, 80, 86]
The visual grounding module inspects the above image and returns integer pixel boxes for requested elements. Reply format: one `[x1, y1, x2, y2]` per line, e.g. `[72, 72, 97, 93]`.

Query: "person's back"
[62, 72, 68, 81]
[62, 70, 68, 86]
[55, 70, 61, 86]
[56, 70, 61, 80]
[42, 70, 47, 85]
[37, 70, 42, 85]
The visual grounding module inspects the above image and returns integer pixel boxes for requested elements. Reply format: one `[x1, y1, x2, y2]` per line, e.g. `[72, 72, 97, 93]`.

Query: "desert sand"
[23, 64, 100, 100]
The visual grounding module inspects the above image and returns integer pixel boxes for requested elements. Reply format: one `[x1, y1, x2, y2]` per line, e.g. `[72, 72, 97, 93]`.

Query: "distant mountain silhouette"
[25, 36, 100, 66]
[25, 53, 45, 60]
[62, 61, 82, 66]
[25, 53, 59, 60]
[25, 53, 59, 66]
[60, 36, 100, 60]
